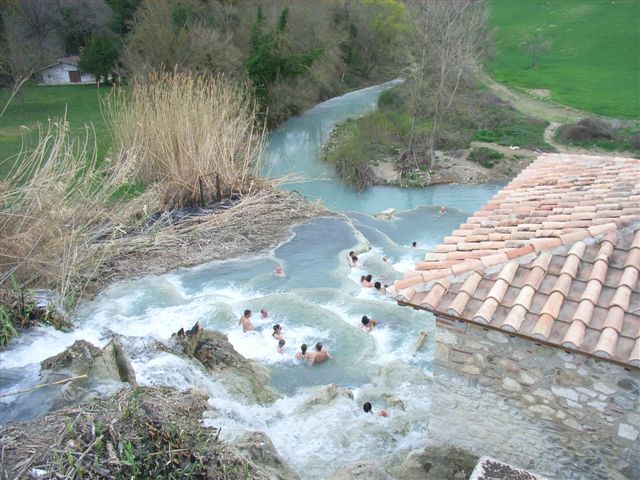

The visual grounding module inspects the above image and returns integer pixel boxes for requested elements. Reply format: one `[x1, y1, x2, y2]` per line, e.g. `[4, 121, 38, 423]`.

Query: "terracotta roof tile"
[502, 304, 528, 331]
[422, 280, 450, 310]
[393, 153, 640, 368]
[630, 339, 640, 367]
[474, 298, 499, 324]
[609, 285, 632, 310]
[603, 306, 625, 333]
[573, 299, 596, 327]
[562, 318, 587, 349]
[531, 313, 555, 340]
[593, 327, 618, 358]
[619, 267, 639, 290]
[447, 291, 471, 316]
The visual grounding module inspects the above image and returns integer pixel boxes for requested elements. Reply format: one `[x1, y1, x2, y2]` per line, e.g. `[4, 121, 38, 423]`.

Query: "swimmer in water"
[295, 343, 309, 361]
[411, 241, 417, 248]
[363, 401, 388, 417]
[439, 206, 446, 215]
[261, 309, 269, 319]
[308, 342, 332, 365]
[277, 339, 286, 354]
[360, 315, 378, 333]
[238, 309, 254, 332]
[361, 274, 373, 288]
[272, 324, 284, 341]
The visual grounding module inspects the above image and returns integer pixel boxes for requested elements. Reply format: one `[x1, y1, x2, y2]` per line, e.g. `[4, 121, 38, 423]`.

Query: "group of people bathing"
[238, 308, 332, 365]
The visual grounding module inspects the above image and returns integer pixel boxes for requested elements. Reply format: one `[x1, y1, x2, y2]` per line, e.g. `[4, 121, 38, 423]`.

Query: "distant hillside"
[488, 0, 640, 118]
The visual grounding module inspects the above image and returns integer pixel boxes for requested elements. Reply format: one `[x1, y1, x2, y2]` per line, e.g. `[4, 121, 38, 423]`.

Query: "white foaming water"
[0, 81, 501, 476]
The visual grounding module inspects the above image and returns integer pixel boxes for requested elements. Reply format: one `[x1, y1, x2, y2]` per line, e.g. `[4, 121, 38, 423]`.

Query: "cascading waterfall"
[0, 81, 502, 478]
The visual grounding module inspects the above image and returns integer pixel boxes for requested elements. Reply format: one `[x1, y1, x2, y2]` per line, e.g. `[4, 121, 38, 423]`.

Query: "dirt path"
[478, 72, 586, 124]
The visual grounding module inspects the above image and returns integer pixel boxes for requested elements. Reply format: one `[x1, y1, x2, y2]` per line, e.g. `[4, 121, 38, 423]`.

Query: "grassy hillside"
[488, 0, 640, 118]
[0, 85, 110, 176]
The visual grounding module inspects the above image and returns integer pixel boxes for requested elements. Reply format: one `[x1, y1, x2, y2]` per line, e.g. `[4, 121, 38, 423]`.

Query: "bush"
[0, 118, 149, 307]
[106, 72, 266, 208]
[468, 147, 504, 168]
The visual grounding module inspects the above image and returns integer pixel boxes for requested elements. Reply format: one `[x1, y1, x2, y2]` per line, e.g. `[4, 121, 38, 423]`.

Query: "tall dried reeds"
[0, 119, 154, 308]
[105, 71, 266, 208]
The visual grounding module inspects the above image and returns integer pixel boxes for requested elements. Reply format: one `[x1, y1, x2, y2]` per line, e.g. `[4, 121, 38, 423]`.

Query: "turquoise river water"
[0, 81, 502, 478]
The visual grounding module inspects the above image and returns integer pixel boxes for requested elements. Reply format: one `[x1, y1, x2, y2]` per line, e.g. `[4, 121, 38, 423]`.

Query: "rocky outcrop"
[171, 324, 278, 404]
[328, 461, 393, 480]
[37, 337, 137, 410]
[233, 431, 300, 480]
[0, 386, 299, 480]
[389, 445, 479, 480]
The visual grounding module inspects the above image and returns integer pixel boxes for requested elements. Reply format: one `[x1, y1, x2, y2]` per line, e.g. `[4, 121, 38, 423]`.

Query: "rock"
[328, 461, 393, 480]
[528, 405, 556, 419]
[234, 431, 300, 480]
[562, 418, 583, 431]
[375, 208, 396, 220]
[593, 382, 616, 396]
[172, 325, 278, 404]
[551, 386, 580, 402]
[390, 445, 478, 480]
[617, 424, 639, 441]
[502, 377, 522, 392]
[519, 372, 537, 386]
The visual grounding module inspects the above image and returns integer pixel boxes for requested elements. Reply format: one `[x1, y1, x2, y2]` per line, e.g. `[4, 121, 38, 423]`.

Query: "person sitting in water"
[374, 281, 388, 292]
[275, 265, 285, 276]
[277, 339, 286, 354]
[439, 206, 447, 215]
[261, 309, 269, 319]
[272, 324, 284, 340]
[295, 343, 309, 361]
[350, 254, 358, 267]
[361, 274, 373, 288]
[363, 401, 388, 417]
[360, 315, 378, 333]
[411, 241, 417, 248]
[308, 342, 332, 365]
[239, 309, 254, 332]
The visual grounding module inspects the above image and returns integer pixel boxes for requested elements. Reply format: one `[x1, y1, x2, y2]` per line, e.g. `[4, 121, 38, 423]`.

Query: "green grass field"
[488, 0, 640, 118]
[0, 84, 111, 176]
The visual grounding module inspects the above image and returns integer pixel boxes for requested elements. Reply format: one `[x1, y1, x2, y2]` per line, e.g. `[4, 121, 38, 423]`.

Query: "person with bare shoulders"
[272, 324, 284, 341]
[277, 339, 286, 354]
[360, 315, 378, 333]
[308, 342, 332, 365]
[275, 265, 285, 276]
[439, 206, 447, 215]
[239, 309, 254, 332]
[373, 281, 387, 293]
[361, 274, 373, 288]
[295, 343, 309, 361]
[261, 309, 269, 319]
[363, 401, 388, 417]
[349, 252, 358, 267]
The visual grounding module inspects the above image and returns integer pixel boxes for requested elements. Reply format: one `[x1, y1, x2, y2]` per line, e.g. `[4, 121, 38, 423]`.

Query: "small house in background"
[39, 56, 95, 85]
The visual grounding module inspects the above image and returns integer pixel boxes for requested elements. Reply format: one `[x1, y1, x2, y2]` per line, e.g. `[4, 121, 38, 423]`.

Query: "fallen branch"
[0, 375, 88, 399]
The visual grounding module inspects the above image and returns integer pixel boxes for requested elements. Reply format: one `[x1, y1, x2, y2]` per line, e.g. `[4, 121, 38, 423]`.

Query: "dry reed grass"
[105, 71, 266, 208]
[0, 119, 154, 308]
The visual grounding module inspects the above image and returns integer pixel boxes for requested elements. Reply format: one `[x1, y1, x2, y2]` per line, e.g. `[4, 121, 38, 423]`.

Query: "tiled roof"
[390, 154, 640, 368]
[58, 56, 80, 65]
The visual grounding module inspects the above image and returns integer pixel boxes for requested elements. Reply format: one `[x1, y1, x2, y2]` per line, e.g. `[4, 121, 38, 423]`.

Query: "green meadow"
[0, 85, 111, 176]
[488, 0, 640, 118]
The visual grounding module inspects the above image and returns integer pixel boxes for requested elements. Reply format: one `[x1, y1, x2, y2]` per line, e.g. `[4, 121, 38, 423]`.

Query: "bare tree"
[520, 32, 552, 68]
[404, 0, 490, 172]
[0, 3, 62, 107]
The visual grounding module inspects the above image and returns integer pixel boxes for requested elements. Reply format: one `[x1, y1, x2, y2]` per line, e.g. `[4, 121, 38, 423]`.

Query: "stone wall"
[429, 316, 639, 480]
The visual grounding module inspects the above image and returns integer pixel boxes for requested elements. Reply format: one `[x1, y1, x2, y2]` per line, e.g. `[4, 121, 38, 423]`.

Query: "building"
[40, 56, 95, 85]
[389, 153, 639, 479]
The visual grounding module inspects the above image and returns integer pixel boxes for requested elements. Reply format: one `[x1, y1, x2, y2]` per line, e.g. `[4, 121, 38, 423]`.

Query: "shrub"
[0, 119, 149, 307]
[468, 147, 504, 168]
[106, 72, 266, 208]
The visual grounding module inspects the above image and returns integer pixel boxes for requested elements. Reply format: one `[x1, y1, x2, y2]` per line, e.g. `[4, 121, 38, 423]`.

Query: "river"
[0, 81, 502, 478]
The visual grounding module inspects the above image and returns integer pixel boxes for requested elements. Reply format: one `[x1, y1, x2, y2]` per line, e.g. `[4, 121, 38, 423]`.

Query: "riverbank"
[84, 188, 328, 299]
